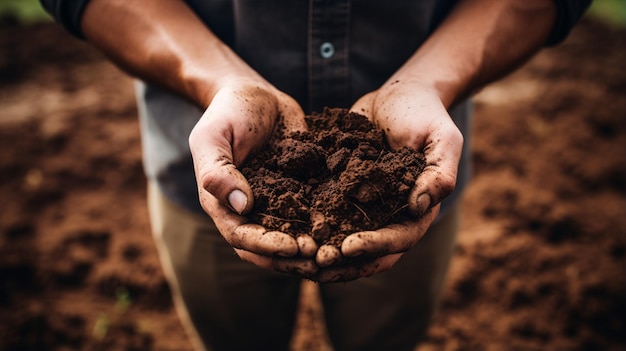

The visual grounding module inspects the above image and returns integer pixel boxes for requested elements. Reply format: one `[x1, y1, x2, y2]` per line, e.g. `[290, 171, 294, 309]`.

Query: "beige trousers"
[148, 182, 459, 351]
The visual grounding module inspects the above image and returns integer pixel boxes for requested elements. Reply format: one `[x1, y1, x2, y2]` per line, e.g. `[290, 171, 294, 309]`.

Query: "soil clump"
[241, 108, 425, 248]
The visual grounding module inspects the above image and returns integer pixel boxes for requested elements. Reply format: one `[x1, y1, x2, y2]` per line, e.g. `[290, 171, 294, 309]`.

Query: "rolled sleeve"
[39, 0, 91, 38]
[547, 0, 593, 46]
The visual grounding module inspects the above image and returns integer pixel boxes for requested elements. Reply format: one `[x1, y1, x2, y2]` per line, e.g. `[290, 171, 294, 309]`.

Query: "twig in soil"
[348, 201, 373, 223]
[375, 149, 385, 163]
[385, 203, 409, 222]
[258, 213, 308, 224]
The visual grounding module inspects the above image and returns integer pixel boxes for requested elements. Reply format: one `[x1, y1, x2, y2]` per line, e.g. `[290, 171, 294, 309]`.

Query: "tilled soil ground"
[0, 16, 624, 351]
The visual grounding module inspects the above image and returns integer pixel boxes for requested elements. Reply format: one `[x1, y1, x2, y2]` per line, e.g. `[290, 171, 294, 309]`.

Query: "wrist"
[181, 56, 271, 109]
[381, 75, 460, 109]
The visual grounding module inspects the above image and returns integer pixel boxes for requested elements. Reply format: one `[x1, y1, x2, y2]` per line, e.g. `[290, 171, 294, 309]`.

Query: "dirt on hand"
[241, 107, 425, 249]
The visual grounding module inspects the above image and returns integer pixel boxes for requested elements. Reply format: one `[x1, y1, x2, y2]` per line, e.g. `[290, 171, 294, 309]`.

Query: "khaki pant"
[148, 182, 459, 351]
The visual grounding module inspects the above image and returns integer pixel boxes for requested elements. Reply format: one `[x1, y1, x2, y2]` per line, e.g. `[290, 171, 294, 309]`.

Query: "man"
[42, 0, 590, 350]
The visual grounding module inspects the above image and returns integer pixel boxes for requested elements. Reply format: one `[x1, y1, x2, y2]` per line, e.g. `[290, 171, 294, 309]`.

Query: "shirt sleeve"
[547, 0, 593, 46]
[39, 0, 91, 38]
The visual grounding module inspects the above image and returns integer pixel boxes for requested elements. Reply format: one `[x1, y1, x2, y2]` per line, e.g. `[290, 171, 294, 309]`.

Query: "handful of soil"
[241, 108, 426, 249]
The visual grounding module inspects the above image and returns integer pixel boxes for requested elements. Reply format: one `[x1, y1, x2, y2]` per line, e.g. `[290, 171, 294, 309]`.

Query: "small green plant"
[92, 313, 110, 340]
[92, 286, 133, 340]
[114, 286, 132, 313]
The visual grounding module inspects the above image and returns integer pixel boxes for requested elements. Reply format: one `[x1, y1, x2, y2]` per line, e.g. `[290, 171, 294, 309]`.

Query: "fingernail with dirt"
[228, 189, 248, 214]
[417, 193, 431, 215]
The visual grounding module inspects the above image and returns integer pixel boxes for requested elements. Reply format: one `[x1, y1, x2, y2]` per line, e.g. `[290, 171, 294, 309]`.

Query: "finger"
[199, 180, 300, 262]
[277, 92, 308, 133]
[198, 160, 254, 215]
[296, 235, 318, 258]
[198, 189, 248, 240]
[409, 123, 463, 217]
[349, 92, 375, 118]
[232, 225, 299, 257]
[272, 258, 319, 279]
[314, 254, 403, 283]
[316, 244, 343, 267]
[234, 248, 276, 270]
[233, 249, 317, 279]
[341, 207, 438, 257]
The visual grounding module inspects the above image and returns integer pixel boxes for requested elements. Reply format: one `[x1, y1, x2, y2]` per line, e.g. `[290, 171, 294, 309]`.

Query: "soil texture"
[242, 108, 425, 247]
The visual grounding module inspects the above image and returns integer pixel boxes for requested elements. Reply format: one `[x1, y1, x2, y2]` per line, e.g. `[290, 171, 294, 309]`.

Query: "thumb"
[409, 125, 463, 217]
[189, 118, 255, 216]
[199, 161, 253, 215]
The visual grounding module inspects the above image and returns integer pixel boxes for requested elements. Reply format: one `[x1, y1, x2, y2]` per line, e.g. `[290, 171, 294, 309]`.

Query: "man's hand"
[189, 79, 320, 275]
[306, 0, 561, 282]
[352, 80, 463, 217]
[311, 80, 463, 282]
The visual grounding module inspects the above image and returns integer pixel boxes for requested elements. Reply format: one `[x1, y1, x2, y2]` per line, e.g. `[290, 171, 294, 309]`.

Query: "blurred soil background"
[0, 1, 625, 350]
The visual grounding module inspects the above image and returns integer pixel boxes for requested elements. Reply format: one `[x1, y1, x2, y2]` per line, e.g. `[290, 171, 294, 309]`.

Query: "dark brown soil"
[242, 108, 425, 247]
[1, 15, 625, 351]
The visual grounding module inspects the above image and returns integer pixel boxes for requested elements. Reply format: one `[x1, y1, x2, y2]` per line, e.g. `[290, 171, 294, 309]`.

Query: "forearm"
[81, 0, 262, 108]
[390, 0, 557, 108]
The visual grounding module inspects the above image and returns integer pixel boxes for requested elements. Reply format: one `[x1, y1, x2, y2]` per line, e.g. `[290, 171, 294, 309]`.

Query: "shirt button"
[320, 42, 335, 59]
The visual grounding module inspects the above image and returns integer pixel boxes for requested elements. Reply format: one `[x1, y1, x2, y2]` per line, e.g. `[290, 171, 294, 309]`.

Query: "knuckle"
[437, 171, 457, 198]
[197, 159, 233, 192]
[421, 166, 457, 200]
[187, 125, 201, 147]
[231, 225, 254, 249]
[442, 124, 464, 148]
[198, 167, 220, 192]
